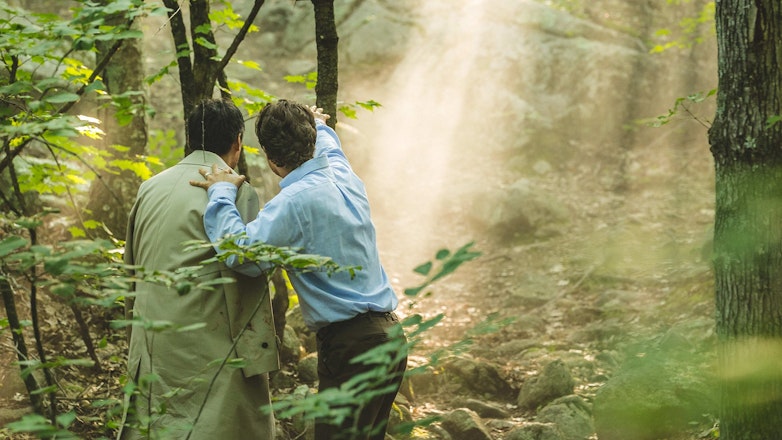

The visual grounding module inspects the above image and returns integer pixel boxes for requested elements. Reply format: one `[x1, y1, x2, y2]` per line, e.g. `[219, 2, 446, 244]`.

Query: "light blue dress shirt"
[204, 120, 398, 331]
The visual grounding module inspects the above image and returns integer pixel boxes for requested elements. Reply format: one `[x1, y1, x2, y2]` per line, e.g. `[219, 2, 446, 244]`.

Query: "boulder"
[517, 359, 575, 411]
[537, 395, 594, 439]
[442, 355, 514, 399]
[440, 408, 492, 440]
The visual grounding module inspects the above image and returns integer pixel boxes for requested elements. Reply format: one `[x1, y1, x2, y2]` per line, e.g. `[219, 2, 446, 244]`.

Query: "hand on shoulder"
[189, 163, 246, 190]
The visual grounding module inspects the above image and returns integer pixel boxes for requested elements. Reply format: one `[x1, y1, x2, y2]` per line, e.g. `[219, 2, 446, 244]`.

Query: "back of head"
[255, 99, 316, 169]
[187, 98, 244, 156]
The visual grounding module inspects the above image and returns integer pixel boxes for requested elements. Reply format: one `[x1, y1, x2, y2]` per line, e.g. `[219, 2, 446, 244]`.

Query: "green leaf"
[44, 258, 69, 275]
[237, 59, 262, 71]
[435, 249, 450, 260]
[226, 358, 247, 368]
[413, 261, 432, 276]
[0, 236, 27, 257]
[0, 80, 34, 95]
[194, 23, 212, 35]
[339, 105, 357, 119]
[404, 286, 425, 297]
[84, 80, 106, 94]
[43, 92, 80, 104]
[51, 283, 76, 297]
[356, 100, 382, 111]
[176, 322, 206, 333]
[194, 37, 217, 50]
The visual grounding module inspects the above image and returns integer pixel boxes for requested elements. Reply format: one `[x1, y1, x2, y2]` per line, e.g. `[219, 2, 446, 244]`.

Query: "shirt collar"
[280, 155, 329, 188]
[181, 150, 228, 168]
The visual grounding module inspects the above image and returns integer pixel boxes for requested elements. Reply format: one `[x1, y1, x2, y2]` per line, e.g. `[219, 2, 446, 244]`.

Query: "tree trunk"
[84, 14, 146, 239]
[0, 274, 43, 414]
[708, 1, 782, 438]
[162, 0, 261, 180]
[312, 0, 339, 128]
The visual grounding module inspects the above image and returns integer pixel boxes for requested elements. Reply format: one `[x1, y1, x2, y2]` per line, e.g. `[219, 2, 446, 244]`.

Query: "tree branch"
[162, 0, 196, 114]
[0, 271, 44, 414]
[217, 0, 266, 72]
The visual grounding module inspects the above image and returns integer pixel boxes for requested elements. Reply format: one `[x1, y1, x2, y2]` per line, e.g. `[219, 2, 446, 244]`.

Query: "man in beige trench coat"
[119, 98, 279, 439]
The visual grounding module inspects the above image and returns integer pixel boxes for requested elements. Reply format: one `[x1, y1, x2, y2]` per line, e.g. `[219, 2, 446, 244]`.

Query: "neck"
[275, 165, 292, 178]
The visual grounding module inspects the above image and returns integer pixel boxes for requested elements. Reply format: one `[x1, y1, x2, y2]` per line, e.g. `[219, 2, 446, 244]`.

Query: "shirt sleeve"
[204, 181, 300, 277]
[204, 182, 265, 277]
[313, 120, 352, 174]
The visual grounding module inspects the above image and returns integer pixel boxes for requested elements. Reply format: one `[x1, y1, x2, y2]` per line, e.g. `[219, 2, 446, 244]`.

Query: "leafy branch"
[183, 233, 361, 279]
[643, 88, 716, 128]
[267, 243, 485, 438]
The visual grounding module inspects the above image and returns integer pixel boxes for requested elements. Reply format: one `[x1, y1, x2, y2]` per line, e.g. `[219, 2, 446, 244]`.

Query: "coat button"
[261, 342, 269, 348]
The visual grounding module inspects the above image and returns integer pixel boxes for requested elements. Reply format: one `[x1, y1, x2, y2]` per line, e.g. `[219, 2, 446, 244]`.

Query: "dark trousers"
[315, 311, 408, 440]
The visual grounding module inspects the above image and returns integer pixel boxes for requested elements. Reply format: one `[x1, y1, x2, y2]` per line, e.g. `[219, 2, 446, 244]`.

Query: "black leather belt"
[317, 311, 396, 341]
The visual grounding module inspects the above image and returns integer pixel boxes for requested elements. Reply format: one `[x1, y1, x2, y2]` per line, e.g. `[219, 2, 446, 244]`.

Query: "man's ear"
[232, 133, 243, 152]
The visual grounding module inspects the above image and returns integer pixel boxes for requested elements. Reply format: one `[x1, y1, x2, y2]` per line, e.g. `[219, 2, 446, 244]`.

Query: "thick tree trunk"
[708, 1, 782, 438]
[84, 16, 146, 239]
[312, 0, 339, 129]
[163, 0, 261, 181]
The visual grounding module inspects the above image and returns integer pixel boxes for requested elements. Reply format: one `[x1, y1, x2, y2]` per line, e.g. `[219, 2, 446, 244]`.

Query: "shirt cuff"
[207, 181, 238, 201]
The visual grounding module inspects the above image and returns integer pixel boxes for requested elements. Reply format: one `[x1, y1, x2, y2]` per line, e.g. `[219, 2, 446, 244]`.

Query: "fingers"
[191, 164, 240, 190]
[189, 179, 208, 189]
[309, 105, 331, 121]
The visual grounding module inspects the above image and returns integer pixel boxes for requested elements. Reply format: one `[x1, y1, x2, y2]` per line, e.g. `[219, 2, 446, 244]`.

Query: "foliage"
[651, 1, 715, 53]
[184, 233, 361, 280]
[0, 0, 167, 219]
[643, 88, 716, 128]
[268, 243, 484, 439]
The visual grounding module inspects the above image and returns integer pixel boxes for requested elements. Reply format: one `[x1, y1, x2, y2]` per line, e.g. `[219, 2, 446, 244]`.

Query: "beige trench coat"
[119, 151, 279, 440]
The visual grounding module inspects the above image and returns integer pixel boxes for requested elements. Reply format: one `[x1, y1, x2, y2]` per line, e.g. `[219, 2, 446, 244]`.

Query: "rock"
[504, 422, 563, 440]
[280, 324, 303, 364]
[442, 355, 514, 399]
[470, 179, 570, 240]
[517, 359, 575, 411]
[451, 398, 511, 419]
[285, 306, 317, 354]
[287, 385, 316, 440]
[537, 395, 594, 439]
[440, 408, 493, 440]
[421, 424, 452, 440]
[270, 369, 297, 390]
[406, 355, 443, 397]
[297, 353, 318, 384]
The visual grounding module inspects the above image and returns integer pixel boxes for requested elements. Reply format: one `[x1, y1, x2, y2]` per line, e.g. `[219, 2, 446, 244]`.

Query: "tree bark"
[84, 13, 146, 239]
[312, 0, 339, 128]
[709, 1, 782, 438]
[0, 273, 43, 414]
[163, 0, 264, 180]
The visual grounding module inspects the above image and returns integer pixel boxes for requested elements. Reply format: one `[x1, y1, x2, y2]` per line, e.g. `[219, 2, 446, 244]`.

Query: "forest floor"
[363, 113, 718, 438]
[0, 117, 717, 440]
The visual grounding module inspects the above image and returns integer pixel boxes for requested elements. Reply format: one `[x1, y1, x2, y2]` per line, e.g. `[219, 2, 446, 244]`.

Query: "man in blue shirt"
[190, 99, 407, 440]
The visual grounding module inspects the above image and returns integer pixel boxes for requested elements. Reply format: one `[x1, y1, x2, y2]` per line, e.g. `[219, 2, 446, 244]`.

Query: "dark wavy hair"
[255, 99, 316, 169]
[187, 98, 245, 156]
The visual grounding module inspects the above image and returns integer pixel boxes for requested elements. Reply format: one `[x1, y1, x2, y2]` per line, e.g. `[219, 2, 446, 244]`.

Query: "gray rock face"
[537, 395, 594, 440]
[517, 359, 576, 411]
[451, 398, 511, 420]
[505, 422, 564, 440]
[440, 408, 493, 440]
[443, 356, 514, 399]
